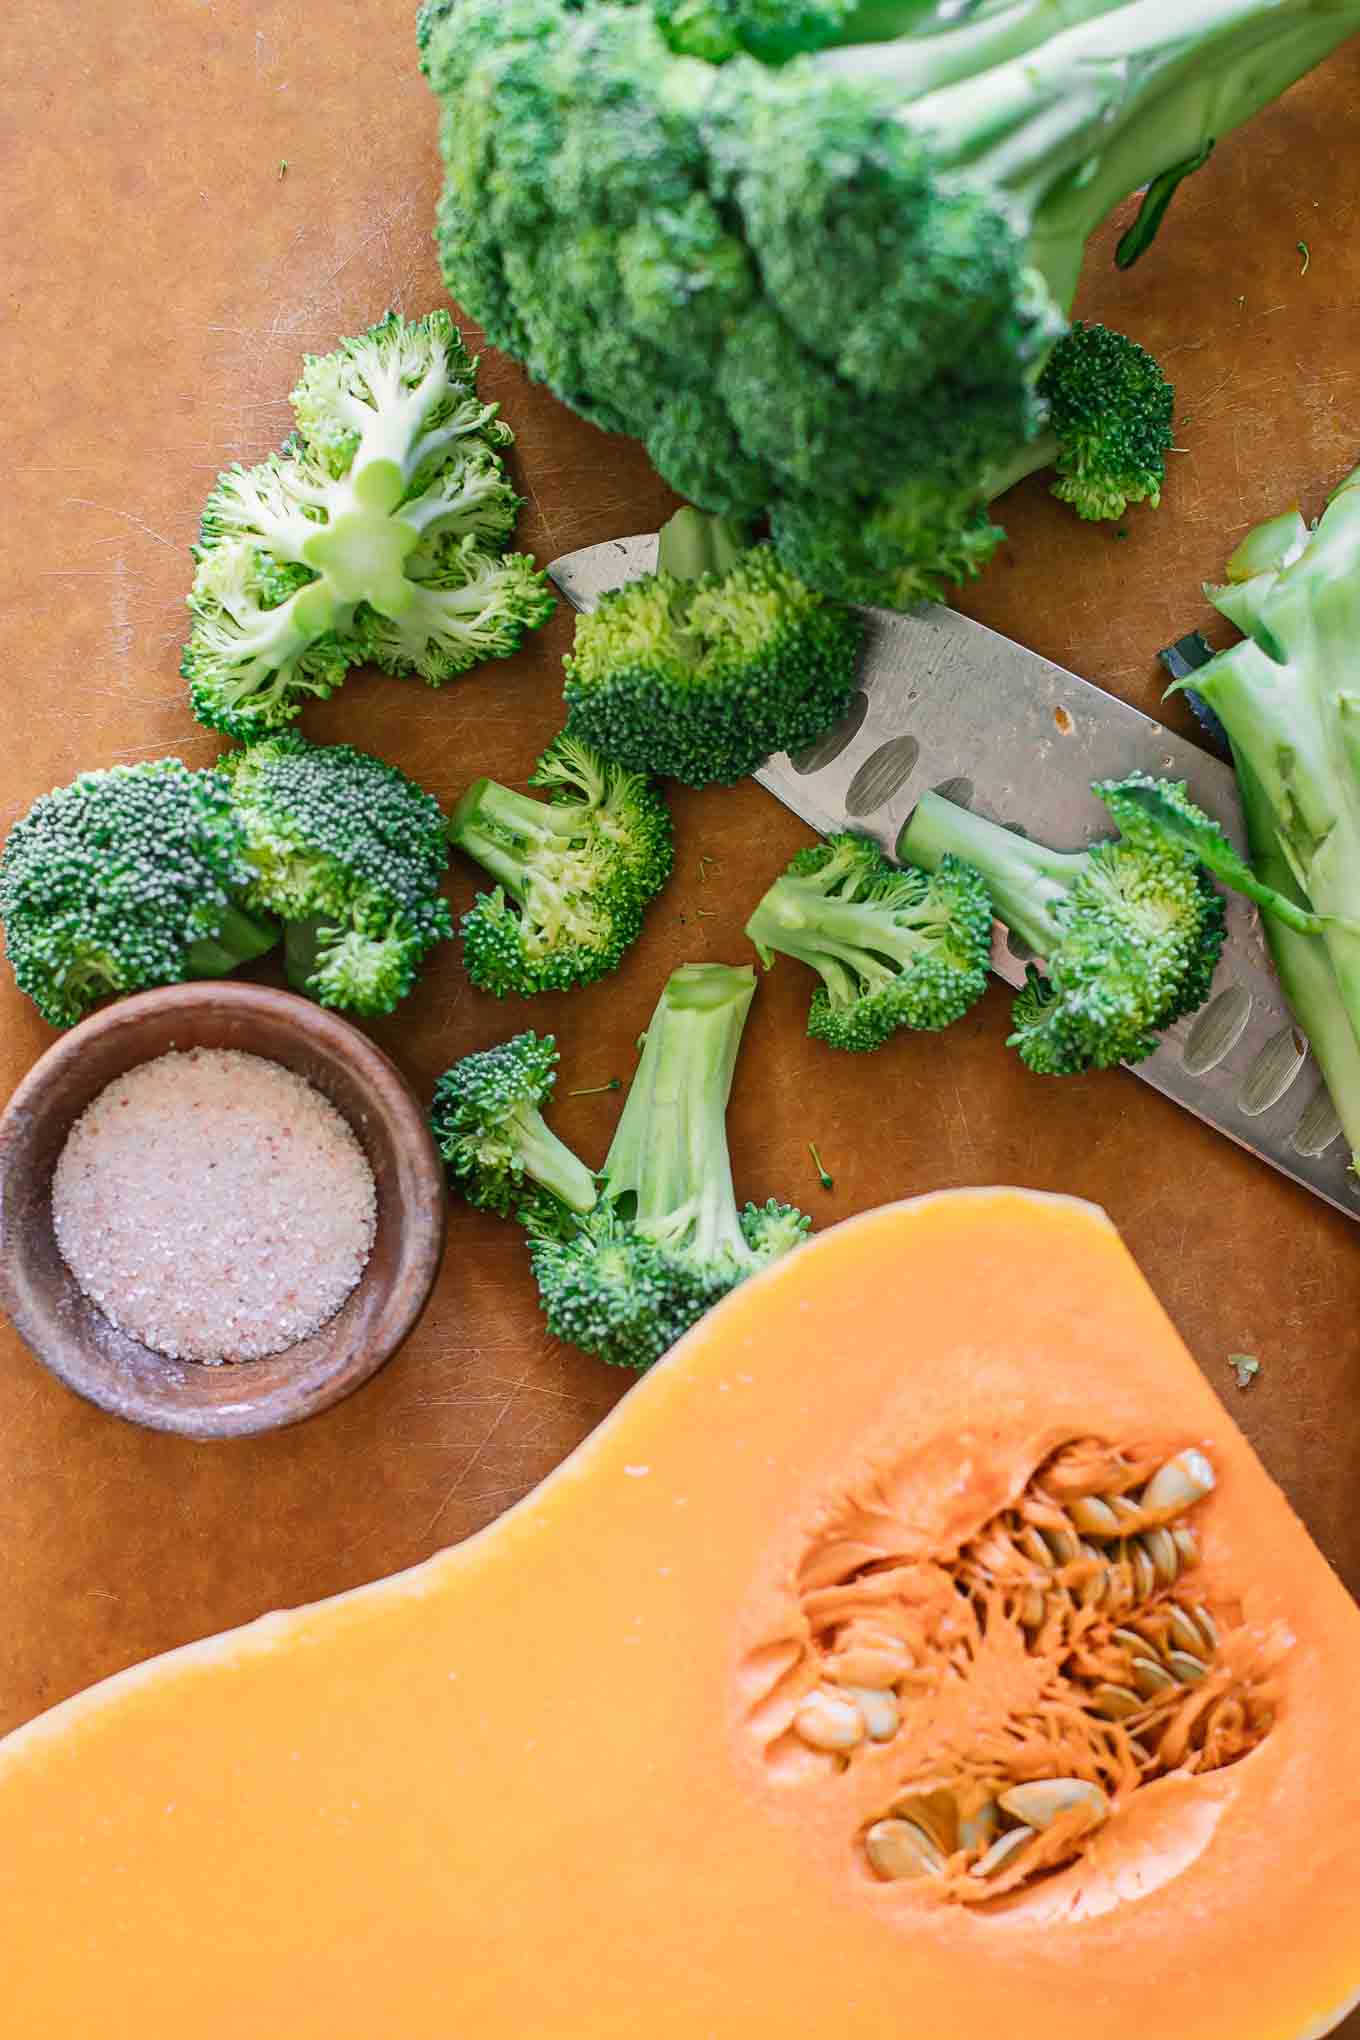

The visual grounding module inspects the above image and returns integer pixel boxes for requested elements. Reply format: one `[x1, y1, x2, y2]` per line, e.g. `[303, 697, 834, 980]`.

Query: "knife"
[548, 534, 1358, 1223]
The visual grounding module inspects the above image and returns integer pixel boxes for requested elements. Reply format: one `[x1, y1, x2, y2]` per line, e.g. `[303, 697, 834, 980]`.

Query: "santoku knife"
[548, 533, 1357, 1223]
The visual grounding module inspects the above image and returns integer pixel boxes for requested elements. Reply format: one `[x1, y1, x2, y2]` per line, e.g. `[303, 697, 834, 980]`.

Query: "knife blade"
[548, 534, 1358, 1223]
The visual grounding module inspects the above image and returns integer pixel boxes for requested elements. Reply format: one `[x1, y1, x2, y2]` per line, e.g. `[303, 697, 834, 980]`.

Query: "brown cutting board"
[3, 0, 1358, 1886]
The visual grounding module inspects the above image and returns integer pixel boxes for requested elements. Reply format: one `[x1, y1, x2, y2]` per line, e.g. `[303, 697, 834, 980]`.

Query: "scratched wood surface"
[2, 0, 1358, 1816]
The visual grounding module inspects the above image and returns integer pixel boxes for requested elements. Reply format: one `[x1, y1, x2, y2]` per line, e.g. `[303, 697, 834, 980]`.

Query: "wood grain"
[2, 4, 1357, 1895]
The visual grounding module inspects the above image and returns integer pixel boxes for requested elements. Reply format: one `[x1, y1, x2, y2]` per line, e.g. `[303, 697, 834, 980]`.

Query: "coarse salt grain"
[51, 1048, 377, 1365]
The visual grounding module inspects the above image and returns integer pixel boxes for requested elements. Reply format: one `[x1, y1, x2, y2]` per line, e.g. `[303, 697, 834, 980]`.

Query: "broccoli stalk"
[562, 507, 865, 785]
[900, 779, 1228, 1072]
[184, 311, 554, 739]
[745, 834, 993, 1051]
[527, 964, 809, 1369]
[0, 762, 280, 1029]
[431, 1032, 599, 1218]
[421, 0, 1355, 609]
[448, 731, 673, 995]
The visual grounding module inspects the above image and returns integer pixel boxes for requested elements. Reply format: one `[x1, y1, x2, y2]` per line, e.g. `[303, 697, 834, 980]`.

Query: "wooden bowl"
[0, 984, 447, 1439]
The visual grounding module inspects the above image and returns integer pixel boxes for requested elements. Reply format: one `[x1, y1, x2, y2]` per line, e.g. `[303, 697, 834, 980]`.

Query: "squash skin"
[0, 1188, 1355, 2037]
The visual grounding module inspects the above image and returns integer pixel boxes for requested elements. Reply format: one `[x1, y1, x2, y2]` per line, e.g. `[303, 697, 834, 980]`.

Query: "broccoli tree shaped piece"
[431, 1031, 598, 1219]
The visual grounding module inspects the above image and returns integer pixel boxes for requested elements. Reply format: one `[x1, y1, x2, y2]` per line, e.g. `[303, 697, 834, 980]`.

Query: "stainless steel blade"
[548, 536, 1358, 1222]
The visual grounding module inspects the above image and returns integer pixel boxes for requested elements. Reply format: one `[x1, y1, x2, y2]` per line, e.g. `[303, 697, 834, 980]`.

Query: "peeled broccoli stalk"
[217, 733, 453, 1018]
[745, 833, 992, 1050]
[901, 781, 1227, 1072]
[431, 1032, 599, 1218]
[0, 761, 282, 1029]
[562, 507, 865, 786]
[448, 737, 672, 996]
[184, 311, 553, 739]
[1176, 469, 1360, 1034]
[420, 0, 1356, 609]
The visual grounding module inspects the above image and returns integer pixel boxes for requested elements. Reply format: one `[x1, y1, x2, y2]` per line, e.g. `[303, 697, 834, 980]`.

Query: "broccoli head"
[900, 779, 1229, 1074]
[746, 832, 993, 1051]
[420, 0, 1341, 606]
[431, 1031, 598, 1218]
[562, 509, 864, 785]
[217, 733, 453, 1016]
[448, 731, 673, 996]
[525, 963, 809, 1369]
[0, 761, 279, 1028]
[184, 310, 553, 739]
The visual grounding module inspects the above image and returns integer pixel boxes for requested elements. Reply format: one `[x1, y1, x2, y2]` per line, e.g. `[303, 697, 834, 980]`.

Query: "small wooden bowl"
[0, 984, 446, 1439]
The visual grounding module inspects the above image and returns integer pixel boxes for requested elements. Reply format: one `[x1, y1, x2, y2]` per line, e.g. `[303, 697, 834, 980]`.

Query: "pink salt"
[51, 1048, 377, 1365]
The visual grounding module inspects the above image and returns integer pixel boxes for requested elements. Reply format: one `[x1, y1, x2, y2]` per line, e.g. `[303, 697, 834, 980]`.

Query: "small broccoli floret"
[184, 311, 553, 737]
[651, 0, 859, 62]
[526, 963, 809, 1369]
[447, 731, 673, 996]
[431, 1032, 598, 1218]
[216, 733, 453, 1016]
[746, 833, 992, 1051]
[0, 762, 279, 1028]
[562, 508, 864, 785]
[900, 781, 1227, 1073]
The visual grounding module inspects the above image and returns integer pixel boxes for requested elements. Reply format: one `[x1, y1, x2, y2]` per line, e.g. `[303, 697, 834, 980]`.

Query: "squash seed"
[1142, 1448, 1216, 1515]
[958, 1802, 1000, 1851]
[794, 1689, 865, 1751]
[847, 1686, 900, 1742]
[1132, 1656, 1177, 1698]
[1112, 1626, 1148, 1655]
[1041, 1528, 1080, 1566]
[1172, 1527, 1201, 1568]
[970, 1826, 1036, 1879]
[1130, 1542, 1157, 1601]
[1020, 1526, 1057, 1570]
[1165, 1650, 1209, 1686]
[1108, 1494, 1143, 1524]
[1166, 1607, 1209, 1658]
[1070, 1494, 1122, 1538]
[1193, 1603, 1219, 1649]
[827, 1639, 912, 1687]
[1092, 1682, 1143, 1720]
[865, 1818, 945, 1881]
[1142, 1526, 1180, 1588]
[1019, 1586, 1048, 1629]
[998, 1779, 1109, 1831]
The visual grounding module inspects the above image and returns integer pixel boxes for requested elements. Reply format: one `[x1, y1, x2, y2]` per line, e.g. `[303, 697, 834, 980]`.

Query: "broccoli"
[419, 0, 1351, 610]
[0, 761, 279, 1028]
[527, 962, 809, 1368]
[447, 731, 673, 996]
[745, 833, 992, 1050]
[216, 733, 453, 1016]
[184, 310, 554, 739]
[562, 507, 864, 784]
[899, 778, 1229, 1073]
[431, 1031, 599, 1218]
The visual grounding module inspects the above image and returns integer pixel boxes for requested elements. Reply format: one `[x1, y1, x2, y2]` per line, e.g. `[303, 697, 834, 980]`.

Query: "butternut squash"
[1, 1189, 1357, 2038]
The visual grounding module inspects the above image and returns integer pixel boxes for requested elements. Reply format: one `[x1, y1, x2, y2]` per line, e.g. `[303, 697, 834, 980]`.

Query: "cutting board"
[3, 0, 1358, 1899]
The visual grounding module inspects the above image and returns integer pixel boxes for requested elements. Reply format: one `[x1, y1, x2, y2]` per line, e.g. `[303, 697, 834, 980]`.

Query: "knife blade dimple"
[547, 535, 1358, 1222]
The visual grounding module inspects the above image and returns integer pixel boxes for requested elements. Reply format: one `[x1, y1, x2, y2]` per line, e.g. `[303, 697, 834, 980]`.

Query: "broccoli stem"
[746, 880, 938, 996]
[184, 903, 281, 979]
[899, 792, 1083, 958]
[282, 916, 330, 995]
[602, 963, 757, 1268]
[509, 1106, 600, 1215]
[1234, 753, 1360, 1170]
[656, 507, 752, 584]
[450, 777, 581, 854]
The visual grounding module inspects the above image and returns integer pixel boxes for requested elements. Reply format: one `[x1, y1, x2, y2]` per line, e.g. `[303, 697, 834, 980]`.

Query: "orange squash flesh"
[1, 1189, 1357, 2038]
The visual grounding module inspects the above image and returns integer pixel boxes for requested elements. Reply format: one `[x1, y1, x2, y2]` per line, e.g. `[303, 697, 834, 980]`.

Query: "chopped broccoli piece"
[216, 733, 453, 1016]
[562, 508, 864, 785]
[527, 963, 809, 1368]
[448, 731, 673, 996]
[0, 761, 279, 1028]
[184, 311, 553, 738]
[900, 780, 1228, 1073]
[420, 0, 1348, 607]
[745, 832, 992, 1050]
[431, 1031, 599, 1218]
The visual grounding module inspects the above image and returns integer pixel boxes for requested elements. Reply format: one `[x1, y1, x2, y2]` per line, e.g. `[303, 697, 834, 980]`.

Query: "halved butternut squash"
[1, 1189, 1357, 2037]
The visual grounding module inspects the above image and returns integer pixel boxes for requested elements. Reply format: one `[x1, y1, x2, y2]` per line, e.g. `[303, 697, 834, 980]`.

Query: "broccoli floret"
[431, 1031, 598, 1218]
[421, 0, 1342, 607]
[899, 780, 1228, 1073]
[527, 963, 809, 1368]
[184, 311, 553, 738]
[448, 731, 673, 996]
[0, 761, 279, 1028]
[562, 508, 864, 785]
[216, 733, 453, 1016]
[745, 833, 992, 1050]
